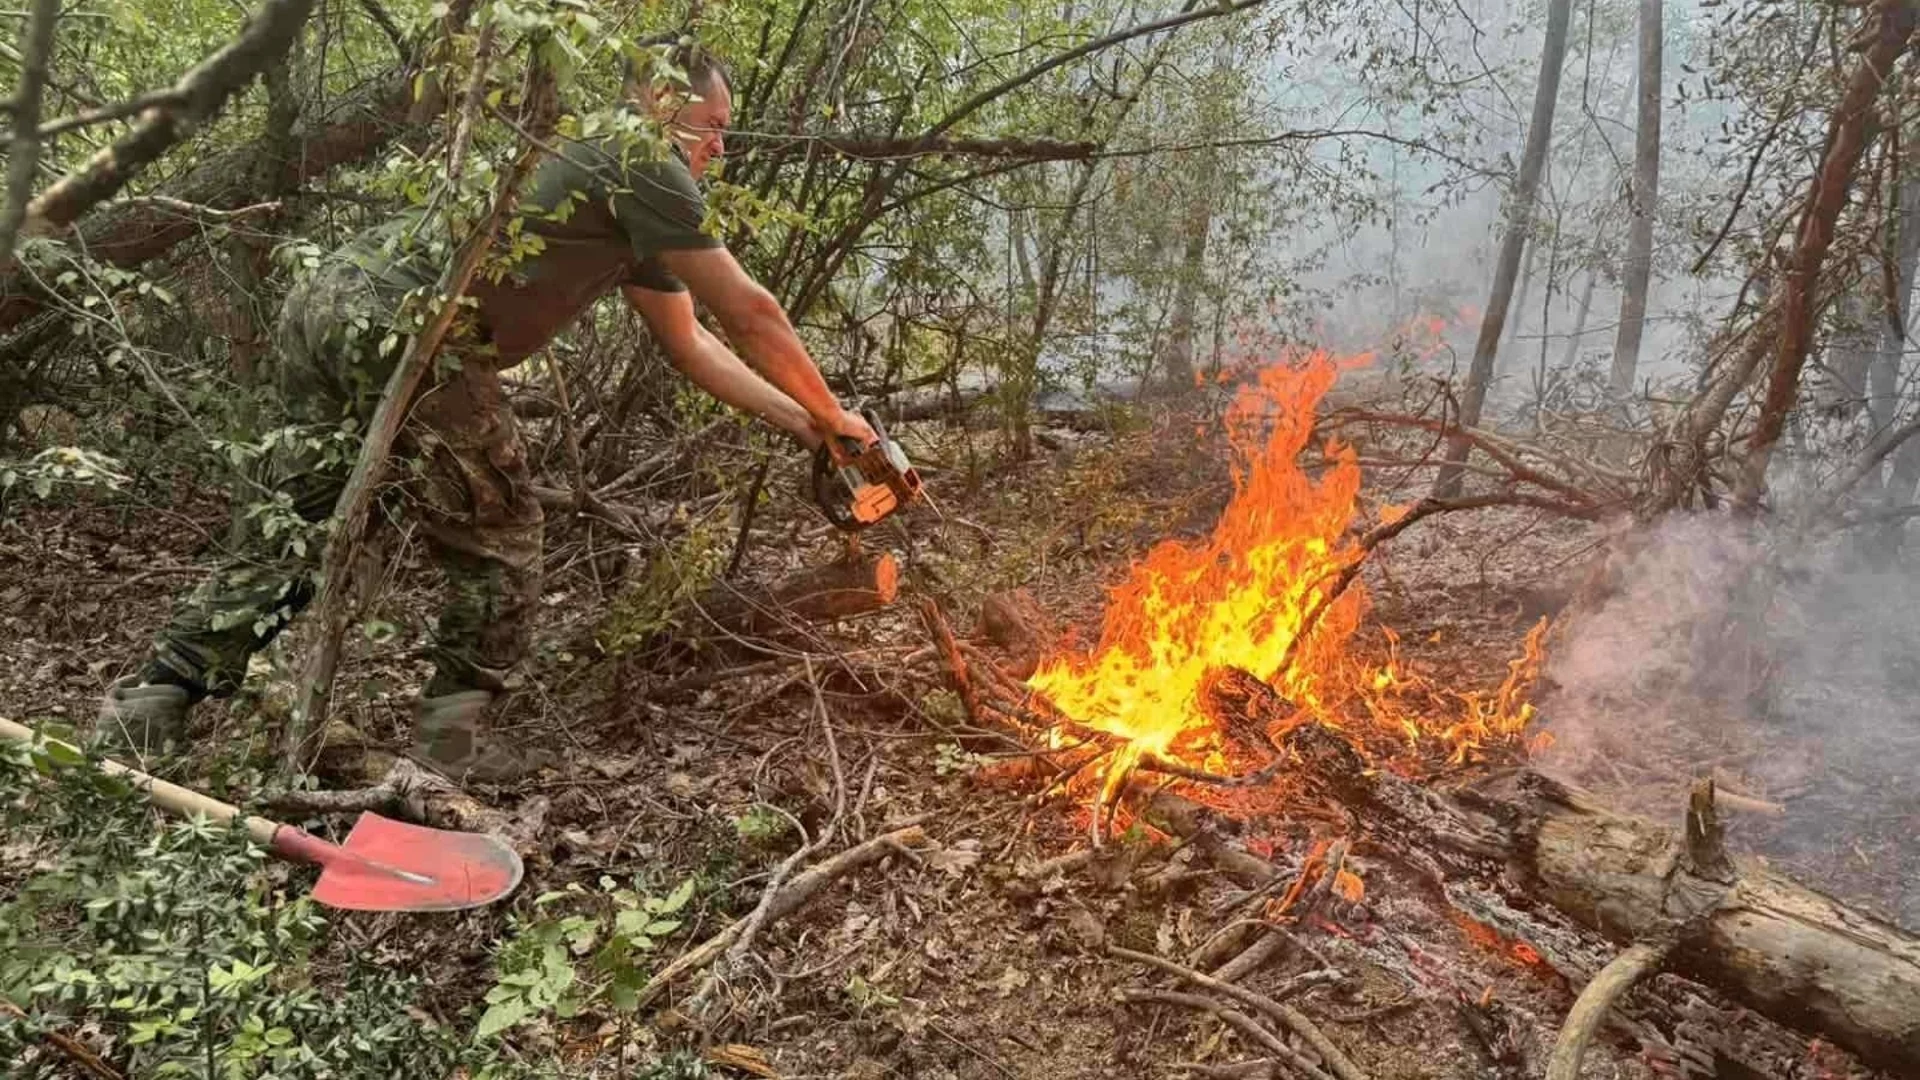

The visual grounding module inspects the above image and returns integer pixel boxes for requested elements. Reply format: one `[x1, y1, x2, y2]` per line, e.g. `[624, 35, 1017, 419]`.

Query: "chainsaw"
[811, 407, 925, 530]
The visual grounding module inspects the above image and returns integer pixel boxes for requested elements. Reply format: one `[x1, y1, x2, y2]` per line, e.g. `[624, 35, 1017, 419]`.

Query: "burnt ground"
[0, 390, 1906, 1080]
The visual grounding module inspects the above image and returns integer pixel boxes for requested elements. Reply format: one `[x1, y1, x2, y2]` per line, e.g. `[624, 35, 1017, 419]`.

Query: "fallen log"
[693, 552, 900, 638]
[1278, 722, 1920, 1073]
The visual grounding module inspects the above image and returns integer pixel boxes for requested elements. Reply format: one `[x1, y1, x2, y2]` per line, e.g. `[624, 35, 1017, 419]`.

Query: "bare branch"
[733, 130, 1099, 160]
[21, 0, 317, 241]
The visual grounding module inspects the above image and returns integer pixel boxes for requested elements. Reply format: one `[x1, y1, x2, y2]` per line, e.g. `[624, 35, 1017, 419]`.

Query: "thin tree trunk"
[0, 0, 61, 268]
[1868, 148, 1920, 550]
[1435, 0, 1577, 497]
[1161, 187, 1212, 390]
[1559, 267, 1599, 370]
[1735, 1, 1920, 511]
[1504, 232, 1538, 350]
[1608, 0, 1664, 399]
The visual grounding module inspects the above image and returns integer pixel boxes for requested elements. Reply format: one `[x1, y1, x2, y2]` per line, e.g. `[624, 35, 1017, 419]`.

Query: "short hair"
[622, 40, 730, 97]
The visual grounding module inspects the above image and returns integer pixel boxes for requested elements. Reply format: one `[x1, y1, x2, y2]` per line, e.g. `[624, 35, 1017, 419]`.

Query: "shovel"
[1, 716, 523, 912]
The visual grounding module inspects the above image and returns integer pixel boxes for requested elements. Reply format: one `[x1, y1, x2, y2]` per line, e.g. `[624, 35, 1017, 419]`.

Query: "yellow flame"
[1027, 350, 1548, 775]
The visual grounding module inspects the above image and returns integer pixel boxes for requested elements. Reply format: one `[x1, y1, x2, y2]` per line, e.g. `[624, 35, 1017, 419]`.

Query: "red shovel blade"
[281, 812, 524, 912]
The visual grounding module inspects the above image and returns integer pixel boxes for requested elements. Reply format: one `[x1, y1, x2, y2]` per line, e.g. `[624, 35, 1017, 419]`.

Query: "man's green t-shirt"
[341, 131, 723, 366]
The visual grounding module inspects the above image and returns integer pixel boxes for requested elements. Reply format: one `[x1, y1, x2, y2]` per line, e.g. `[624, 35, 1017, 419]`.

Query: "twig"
[1111, 946, 1369, 1080]
[1116, 988, 1336, 1080]
[1018, 847, 1097, 882]
[0, 998, 124, 1080]
[1545, 940, 1670, 1080]
[629, 820, 929, 1010]
[1176, 1061, 1278, 1080]
[22, 0, 316, 235]
[928, 1019, 1019, 1079]
[109, 194, 281, 220]
[724, 657, 848, 966]
[919, 596, 984, 725]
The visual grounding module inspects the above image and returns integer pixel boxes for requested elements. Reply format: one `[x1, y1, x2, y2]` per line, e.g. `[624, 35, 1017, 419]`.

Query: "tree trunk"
[1558, 266, 1599, 371]
[1160, 188, 1212, 391]
[1502, 233, 1538, 351]
[1867, 151, 1920, 552]
[1435, 0, 1576, 497]
[1608, 0, 1664, 399]
[1280, 722, 1920, 1074]
[1826, 280, 1877, 417]
[1734, 1, 1920, 511]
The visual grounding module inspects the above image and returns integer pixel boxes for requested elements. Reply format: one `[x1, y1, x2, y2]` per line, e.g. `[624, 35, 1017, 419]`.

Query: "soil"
[0, 389, 1901, 1079]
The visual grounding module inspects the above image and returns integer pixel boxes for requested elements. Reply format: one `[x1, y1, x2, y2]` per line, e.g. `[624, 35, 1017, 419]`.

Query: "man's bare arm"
[624, 285, 820, 447]
[655, 246, 875, 451]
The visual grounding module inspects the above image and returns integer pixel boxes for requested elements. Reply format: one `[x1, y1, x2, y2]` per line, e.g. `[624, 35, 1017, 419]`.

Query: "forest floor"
[0, 379, 1907, 1080]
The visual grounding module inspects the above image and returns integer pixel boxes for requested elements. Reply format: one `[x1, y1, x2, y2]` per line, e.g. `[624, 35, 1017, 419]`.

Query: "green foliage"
[476, 878, 697, 1039]
[730, 805, 792, 848]
[0, 735, 472, 1079]
[596, 513, 729, 653]
[0, 446, 131, 501]
[931, 740, 987, 778]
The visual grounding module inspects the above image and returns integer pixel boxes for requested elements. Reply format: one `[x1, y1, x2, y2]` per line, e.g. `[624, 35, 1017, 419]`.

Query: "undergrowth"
[0, 730, 721, 1079]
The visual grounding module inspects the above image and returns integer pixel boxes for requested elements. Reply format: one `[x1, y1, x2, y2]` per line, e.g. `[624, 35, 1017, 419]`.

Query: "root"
[1545, 941, 1670, 1080]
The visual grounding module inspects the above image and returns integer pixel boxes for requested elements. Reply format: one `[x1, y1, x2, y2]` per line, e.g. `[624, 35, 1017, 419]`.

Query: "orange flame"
[1027, 350, 1545, 779]
[1028, 353, 1367, 769]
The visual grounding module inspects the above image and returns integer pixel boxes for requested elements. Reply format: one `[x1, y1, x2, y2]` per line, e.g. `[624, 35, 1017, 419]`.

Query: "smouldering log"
[697, 553, 900, 638]
[1279, 722, 1920, 1073]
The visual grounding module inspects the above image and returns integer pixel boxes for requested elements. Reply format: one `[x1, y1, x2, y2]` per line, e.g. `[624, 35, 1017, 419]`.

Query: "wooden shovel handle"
[0, 715, 282, 848]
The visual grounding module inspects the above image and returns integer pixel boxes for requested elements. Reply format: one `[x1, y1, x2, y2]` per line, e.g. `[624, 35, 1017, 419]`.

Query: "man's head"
[625, 43, 732, 178]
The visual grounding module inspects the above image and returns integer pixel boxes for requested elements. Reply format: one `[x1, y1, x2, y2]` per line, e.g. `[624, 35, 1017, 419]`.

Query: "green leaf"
[474, 998, 528, 1039]
[644, 919, 682, 937]
[652, 878, 696, 916]
[264, 1026, 295, 1046]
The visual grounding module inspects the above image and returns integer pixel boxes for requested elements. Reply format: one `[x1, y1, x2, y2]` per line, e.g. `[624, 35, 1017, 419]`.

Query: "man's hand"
[815, 406, 879, 464]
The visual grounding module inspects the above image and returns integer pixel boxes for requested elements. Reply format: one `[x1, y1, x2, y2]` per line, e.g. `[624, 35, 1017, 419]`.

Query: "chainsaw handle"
[810, 441, 861, 530]
[0, 715, 282, 849]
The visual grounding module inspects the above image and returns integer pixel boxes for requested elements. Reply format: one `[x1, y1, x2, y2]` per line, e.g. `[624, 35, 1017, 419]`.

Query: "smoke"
[1538, 512, 1920, 926]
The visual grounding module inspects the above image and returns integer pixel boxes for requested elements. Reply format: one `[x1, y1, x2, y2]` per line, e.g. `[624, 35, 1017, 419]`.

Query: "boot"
[96, 676, 192, 755]
[409, 689, 552, 784]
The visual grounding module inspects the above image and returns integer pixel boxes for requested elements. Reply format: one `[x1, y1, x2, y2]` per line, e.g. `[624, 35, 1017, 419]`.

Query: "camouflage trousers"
[148, 261, 544, 699]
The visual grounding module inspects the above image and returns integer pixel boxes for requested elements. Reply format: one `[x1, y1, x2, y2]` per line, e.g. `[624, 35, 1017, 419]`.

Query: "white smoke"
[1538, 511, 1920, 926]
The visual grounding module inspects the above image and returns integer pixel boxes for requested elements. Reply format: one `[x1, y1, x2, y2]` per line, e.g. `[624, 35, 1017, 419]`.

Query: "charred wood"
[1278, 722, 1920, 1073]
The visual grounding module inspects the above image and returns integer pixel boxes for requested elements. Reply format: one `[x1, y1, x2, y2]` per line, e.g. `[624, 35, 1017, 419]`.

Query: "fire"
[1027, 351, 1545, 780]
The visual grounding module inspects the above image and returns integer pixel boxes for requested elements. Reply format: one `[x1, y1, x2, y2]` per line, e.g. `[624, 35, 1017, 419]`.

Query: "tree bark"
[1608, 0, 1664, 399]
[1280, 722, 1920, 1074]
[0, 0, 471, 336]
[1558, 266, 1599, 371]
[1502, 233, 1538, 352]
[1735, 1, 1920, 511]
[18, 0, 318, 244]
[1870, 137, 1920, 539]
[1161, 184, 1212, 391]
[1435, 0, 1576, 497]
[693, 552, 900, 638]
[0, 0, 61, 268]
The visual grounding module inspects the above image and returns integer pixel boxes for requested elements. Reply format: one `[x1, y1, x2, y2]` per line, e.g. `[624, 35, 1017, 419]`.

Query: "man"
[98, 45, 876, 779]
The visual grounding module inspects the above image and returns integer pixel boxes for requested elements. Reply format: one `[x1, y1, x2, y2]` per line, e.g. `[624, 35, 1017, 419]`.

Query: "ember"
[1027, 352, 1547, 782]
